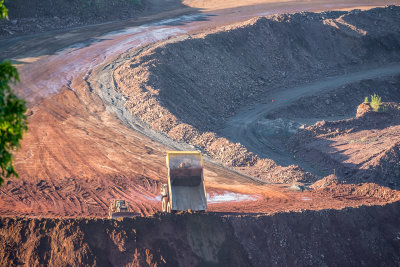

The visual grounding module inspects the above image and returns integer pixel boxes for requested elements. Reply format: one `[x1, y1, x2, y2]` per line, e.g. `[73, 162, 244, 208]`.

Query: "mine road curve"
[2, 1, 399, 179]
[220, 63, 400, 175]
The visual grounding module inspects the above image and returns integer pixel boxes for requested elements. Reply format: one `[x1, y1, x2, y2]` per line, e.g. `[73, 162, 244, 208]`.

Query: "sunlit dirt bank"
[1, 201, 400, 266]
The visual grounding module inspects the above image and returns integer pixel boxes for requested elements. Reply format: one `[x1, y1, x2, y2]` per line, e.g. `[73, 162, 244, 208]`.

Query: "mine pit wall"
[107, 6, 400, 173]
[118, 6, 400, 133]
[2, 201, 400, 266]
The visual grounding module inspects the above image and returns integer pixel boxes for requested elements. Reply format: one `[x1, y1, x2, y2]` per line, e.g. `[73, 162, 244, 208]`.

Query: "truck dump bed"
[167, 151, 207, 211]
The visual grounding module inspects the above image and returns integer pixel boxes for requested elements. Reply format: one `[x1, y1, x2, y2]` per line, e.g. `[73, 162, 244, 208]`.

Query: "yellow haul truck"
[161, 151, 207, 213]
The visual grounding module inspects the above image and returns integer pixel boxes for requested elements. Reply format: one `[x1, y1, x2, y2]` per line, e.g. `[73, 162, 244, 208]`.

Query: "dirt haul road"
[221, 64, 400, 174]
[0, 1, 399, 219]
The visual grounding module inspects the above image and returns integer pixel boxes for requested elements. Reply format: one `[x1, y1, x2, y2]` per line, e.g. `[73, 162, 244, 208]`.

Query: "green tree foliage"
[0, 62, 28, 184]
[0, 2, 28, 185]
[0, 0, 8, 20]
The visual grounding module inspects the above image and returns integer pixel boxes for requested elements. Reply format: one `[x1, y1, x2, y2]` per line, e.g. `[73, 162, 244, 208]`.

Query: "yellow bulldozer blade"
[109, 211, 139, 219]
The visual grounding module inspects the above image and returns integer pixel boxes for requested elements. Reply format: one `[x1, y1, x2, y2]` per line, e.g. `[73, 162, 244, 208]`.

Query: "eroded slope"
[2, 201, 400, 266]
[107, 6, 400, 182]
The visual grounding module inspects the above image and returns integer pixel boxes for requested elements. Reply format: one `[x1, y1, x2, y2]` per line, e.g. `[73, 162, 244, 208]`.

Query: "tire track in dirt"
[2, 5, 400, 218]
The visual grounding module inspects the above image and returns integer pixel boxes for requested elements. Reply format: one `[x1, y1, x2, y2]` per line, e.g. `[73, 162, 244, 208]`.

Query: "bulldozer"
[161, 151, 207, 213]
[108, 199, 138, 219]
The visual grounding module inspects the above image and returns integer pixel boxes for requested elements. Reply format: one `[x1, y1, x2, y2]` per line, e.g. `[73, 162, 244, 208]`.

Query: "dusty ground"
[1, 3, 398, 220]
[0, 3, 399, 216]
[1, 1, 400, 266]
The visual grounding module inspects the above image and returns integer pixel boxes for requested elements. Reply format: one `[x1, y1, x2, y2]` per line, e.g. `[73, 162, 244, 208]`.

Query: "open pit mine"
[0, 1, 400, 266]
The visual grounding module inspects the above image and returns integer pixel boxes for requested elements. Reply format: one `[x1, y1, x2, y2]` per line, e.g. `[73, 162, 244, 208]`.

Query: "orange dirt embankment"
[0, 77, 270, 217]
[109, 6, 400, 183]
[2, 201, 400, 266]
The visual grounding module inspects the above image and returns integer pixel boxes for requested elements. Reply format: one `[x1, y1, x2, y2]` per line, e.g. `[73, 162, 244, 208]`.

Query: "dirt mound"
[356, 102, 372, 117]
[236, 159, 315, 184]
[311, 175, 339, 189]
[311, 175, 400, 201]
[369, 140, 400, 183]
[315, 182, 400, 201]
[2, 201, 400, 266]
[105, 6, 400, 183]
[290, 102, 400, 187]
